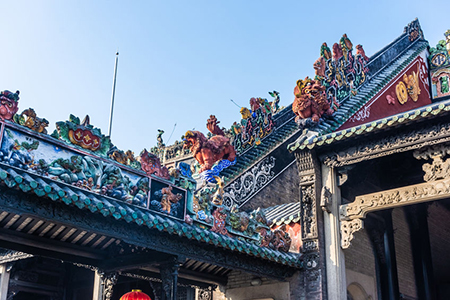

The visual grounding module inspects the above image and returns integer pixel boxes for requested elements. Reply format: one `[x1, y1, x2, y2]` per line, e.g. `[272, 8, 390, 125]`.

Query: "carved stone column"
[293, 150, 326, 299]
[321, 165, 346, 300]
[0, 264, 11, 300]
[159, 258, 180, 300]
[92, 270, 119, 300]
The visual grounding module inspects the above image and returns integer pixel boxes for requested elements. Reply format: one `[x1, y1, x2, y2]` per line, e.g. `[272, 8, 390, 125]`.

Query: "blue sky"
[1, 1, 448, 154]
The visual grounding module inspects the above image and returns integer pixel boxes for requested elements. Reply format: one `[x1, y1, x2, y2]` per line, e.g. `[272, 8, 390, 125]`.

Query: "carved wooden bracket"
[414, 144, 450, 182]
[340, 219, 364, 249]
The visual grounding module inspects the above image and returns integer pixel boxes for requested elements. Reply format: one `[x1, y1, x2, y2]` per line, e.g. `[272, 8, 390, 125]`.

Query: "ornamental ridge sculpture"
[0, 90, 20, 121]
[429, 29, 450, 99]
[0, 87, 295, 254]
[183, 115, 237, 182]
[231, 95, 276, 155]
[293, 34, 370, 126]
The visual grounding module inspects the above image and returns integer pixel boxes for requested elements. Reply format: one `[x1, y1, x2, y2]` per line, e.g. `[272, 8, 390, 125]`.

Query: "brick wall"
[427, 201, 450, 297]
[225, 270, 291, 300]
[392, 208, 417, 299]
[344, 228, 377, 300]
[344, 228, 376, 277]
[241, 163, 300, 211]
[226, 270, 281, 290]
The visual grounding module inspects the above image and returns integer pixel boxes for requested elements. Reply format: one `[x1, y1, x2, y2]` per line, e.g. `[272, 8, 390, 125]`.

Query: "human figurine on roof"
[0, 90, 20, 121]
[157, 129, 165, 148]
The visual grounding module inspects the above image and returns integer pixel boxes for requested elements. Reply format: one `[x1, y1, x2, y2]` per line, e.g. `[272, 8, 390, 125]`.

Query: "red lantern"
[120, 289, 152, 300]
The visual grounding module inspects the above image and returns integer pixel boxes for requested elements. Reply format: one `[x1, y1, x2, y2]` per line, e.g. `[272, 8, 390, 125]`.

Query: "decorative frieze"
[301, 184, 317, 240]
[323, 121, 450, 167]
[340, 177, 450, 221]
[223, 156, 276, 207]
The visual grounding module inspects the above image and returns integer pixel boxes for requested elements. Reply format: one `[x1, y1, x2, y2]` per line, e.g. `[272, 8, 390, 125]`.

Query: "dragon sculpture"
[183, 115, 236, 173]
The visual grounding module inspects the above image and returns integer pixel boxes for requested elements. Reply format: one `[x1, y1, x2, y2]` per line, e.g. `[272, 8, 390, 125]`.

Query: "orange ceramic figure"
[356, 44, 370, 62]
[292, 78, 320, 122]
[139, 149, 170, 179]
[293, 78, 334, 123]
[183, 130, 236, 173]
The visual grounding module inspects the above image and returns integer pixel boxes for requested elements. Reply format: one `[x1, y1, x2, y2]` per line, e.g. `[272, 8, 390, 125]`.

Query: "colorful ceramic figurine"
[183, 130, 236, 173]
[139, 149, 170, 179]
[211, 176, 225, 205]
[313, 56, 326, 79]
[340, 33, 353, 62]
[320, 42, 332, 60]
[211, 207, 230, 236]
[14, 108, 49, 134]
[292, 77, 334, 123]
[356, 44, 370, 62]
[206, 115, 225, 136]
[268, 91, 280, 113]
[332, 43, 343, 61]
[0, 90, 20, 121]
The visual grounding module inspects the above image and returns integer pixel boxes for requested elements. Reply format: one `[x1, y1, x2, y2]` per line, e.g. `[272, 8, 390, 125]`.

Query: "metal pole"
[108, 52, 119, 137]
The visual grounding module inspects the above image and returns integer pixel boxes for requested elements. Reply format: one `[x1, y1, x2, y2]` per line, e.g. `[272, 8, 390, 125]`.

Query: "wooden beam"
[99, 251, 175, 273]
[142, 266, 228, 286]
[0, 227, 105, 263]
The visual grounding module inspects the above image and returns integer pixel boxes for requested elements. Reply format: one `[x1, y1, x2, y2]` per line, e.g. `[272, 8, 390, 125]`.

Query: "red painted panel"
[338, 55, 432, 130]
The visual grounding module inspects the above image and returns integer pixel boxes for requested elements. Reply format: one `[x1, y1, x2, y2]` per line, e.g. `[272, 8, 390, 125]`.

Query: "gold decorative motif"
[403, 65, 421, 102]
[396, 81, 408, 104]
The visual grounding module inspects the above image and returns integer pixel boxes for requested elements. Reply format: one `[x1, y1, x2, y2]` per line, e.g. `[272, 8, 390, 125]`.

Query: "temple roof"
[265, 202, 300, 227]
[288, 21, 430, 152]
[0, 161, 301, 268]
[288, 96, 450, 151]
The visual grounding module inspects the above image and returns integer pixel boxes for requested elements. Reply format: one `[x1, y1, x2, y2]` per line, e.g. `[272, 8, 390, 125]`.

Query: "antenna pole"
[108, 51, 119, 137]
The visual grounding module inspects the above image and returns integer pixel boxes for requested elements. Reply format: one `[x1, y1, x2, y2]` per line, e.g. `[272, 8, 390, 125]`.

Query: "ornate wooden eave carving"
[340, 177, 450, 222]
[323, 120, 450, 168]
[339, 178, 450, 248]
[339, 145, 450, 249]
